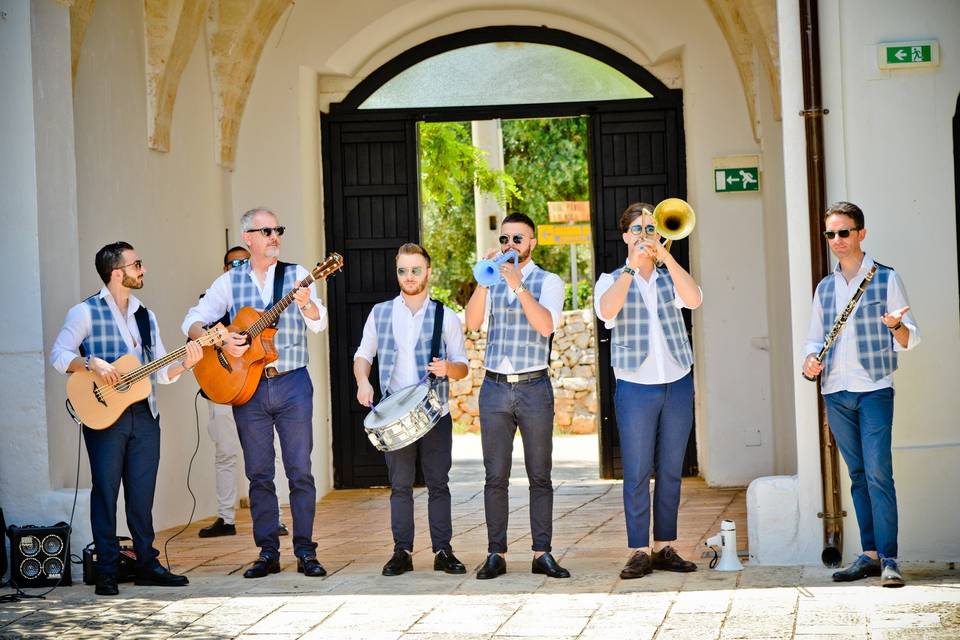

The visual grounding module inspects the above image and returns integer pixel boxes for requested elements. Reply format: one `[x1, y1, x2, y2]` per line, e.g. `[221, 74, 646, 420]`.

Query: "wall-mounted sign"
[538, 224, 591, 245]
[713, 155, 761, 193]
[877, 40, 939, 70]
[547, 201, 590, 223]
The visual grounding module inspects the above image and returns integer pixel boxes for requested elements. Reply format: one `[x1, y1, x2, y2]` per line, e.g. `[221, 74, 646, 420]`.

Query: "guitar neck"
[246, 273, 317, 338]
[119, 333, 218, 385]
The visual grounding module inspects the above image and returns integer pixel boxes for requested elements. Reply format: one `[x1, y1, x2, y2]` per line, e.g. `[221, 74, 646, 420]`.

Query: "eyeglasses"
[246, 226, 286, 237]
[498, 234, 529, 245]
[227, 258, 249, 268]
[628, 223, 657, 236]
[396, 266, 424, 277]
[115, 260, 143, 271]
[823, 228, 860, 240]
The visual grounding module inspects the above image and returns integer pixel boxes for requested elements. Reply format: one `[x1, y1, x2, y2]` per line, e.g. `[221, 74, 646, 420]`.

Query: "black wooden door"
[589, 101, 697, 479]
[322, 113, 420, 488]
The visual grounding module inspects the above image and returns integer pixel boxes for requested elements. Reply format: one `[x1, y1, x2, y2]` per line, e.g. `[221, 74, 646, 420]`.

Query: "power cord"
[162, 389, 202, 570]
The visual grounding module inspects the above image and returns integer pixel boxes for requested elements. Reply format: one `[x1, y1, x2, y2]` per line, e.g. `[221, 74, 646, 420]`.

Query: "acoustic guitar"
[193, 253, 344, 406]
[66, 327, 227, 429]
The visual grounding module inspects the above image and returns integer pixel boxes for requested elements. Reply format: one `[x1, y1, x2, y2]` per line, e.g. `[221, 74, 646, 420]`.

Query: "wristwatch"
[891, 321, 903, 331]
[513, 283, 528, 296]
[300, 300, 314, 311]
[622, 266, 637, 277]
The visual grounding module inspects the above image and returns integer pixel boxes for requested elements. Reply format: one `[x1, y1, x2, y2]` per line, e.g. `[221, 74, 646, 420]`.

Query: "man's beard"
[511, 246, 531, 263]
[122, 274, 143, 289]
[265, 246, 280, 258]
[401, 280, 428, 296]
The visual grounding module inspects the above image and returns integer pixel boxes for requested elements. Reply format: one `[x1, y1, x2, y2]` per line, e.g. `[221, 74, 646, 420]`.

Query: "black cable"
[162, 389, 202, 571]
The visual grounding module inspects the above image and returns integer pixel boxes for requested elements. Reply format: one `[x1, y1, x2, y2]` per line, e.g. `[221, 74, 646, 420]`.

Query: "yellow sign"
[538, 224, 591, 245]
[547, 201, 590, 223]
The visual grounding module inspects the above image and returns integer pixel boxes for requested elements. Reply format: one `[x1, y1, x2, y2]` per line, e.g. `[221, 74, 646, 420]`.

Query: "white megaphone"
[703, 519, 743, 571]
[473, 250, 518, 287]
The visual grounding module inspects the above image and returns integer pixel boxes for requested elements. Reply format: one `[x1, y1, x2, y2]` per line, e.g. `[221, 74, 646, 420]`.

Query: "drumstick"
[367, 400, 382, 417]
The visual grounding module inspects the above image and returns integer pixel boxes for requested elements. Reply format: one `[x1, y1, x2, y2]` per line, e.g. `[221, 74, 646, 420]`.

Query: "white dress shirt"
[50, 288, 183, 416]
[483, 260, 565, 374]
[181, 262, 327, 335]
[804, 254, 920, 394]
[354, 296, 469, 413]
[594, 265, 701, 385]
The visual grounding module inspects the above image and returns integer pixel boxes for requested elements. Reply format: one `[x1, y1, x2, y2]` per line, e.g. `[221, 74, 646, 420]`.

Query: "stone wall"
[449, 309, 599, 434]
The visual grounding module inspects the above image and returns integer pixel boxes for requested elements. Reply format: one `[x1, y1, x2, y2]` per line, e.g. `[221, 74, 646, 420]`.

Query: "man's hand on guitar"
[90, 357, 121, 385]
[223, 331, 250, 358]
[182, 341, 203, 369]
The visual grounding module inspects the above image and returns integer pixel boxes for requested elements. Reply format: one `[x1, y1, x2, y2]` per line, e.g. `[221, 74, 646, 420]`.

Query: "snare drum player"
[353, 243, 469, 576]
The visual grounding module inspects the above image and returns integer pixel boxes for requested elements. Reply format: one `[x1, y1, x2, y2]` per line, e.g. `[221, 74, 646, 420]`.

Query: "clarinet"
[803, 264, 879, 381]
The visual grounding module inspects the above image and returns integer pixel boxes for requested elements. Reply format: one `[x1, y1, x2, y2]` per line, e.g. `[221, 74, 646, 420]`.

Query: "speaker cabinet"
[6, 522, 72, 588]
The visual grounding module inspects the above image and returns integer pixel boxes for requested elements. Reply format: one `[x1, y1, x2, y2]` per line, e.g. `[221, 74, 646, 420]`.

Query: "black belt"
[484, 369, 548, 384]
[261, 366, 293, 380]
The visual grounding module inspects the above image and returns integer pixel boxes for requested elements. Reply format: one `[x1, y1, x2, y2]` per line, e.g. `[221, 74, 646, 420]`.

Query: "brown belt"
[261, 366, 292, 380]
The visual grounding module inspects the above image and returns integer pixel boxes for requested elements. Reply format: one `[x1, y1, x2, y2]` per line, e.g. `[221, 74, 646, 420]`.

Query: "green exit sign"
[714, 167, 759, 193]
[878, 40, 939, 70]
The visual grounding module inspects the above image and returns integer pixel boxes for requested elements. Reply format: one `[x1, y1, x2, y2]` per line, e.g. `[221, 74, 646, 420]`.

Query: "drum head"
[363, 383, 430, 429]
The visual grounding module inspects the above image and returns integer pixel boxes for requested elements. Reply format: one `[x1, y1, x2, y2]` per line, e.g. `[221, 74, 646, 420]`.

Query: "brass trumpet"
[639, 198, 696, 266]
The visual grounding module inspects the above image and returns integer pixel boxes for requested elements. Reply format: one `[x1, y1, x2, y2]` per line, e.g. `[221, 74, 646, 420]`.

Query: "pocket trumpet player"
[802, 201, 919, 588]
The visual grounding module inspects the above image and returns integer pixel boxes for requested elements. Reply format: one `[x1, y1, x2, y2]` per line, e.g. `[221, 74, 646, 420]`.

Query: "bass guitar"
[193, 253, 343, 405]
[66, 327, 227, 429]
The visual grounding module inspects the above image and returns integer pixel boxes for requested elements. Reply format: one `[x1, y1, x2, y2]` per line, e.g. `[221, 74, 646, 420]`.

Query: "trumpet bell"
[653, 198, 696, 240]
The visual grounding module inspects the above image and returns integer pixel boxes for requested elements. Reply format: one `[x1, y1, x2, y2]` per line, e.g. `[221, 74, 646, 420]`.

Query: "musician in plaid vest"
[353, 243, 469, 576]
[803, 201, 919, 588]
[50, 242, 202, 596]
[464, 212, 570, 580]
[183, 208, 329, 579]
[594, 203, 703, 580]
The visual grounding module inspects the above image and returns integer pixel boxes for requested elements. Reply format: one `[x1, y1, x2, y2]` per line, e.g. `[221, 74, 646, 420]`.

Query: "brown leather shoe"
[651, 546, 697, 572]
[619, 550, 652, 579]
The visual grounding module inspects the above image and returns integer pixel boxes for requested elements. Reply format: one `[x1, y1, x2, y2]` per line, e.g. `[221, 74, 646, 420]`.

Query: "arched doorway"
[323, 26, 691, 488]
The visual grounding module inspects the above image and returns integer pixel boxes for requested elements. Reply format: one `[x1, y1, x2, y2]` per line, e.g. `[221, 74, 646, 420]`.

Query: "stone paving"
[1, 435, 957, 639]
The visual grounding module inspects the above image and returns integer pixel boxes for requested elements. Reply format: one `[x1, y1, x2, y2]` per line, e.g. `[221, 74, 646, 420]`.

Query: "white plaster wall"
[819, 0, 960, 562]
[233, 0, 780, 489]
[69, 0, 225, 531]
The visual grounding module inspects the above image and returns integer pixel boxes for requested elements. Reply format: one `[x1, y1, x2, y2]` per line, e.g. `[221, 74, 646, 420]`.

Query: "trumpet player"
[594, 202, 702, 579]
[803, 201, 919, 588]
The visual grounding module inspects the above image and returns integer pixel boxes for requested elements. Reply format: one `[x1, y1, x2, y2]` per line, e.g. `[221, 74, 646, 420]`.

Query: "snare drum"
[364, 382, 444, 452]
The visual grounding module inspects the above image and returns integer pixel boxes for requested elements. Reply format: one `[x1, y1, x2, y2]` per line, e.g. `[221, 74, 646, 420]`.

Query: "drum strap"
[427, 298, 444, 379]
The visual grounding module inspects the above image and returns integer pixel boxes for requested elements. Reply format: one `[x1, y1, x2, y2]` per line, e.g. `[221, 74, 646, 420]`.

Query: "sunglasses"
[498, 234, 528, 245]
[396, 266, 424, 277]
[247, 226, 286, 237]
[115, 260, 143, 271]
[823, 227, 859, 240]
[227, 258, 249, 268]
[628, 223, 657, 236]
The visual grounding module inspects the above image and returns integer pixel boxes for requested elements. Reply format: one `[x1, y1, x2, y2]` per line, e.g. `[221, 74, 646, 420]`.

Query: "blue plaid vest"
[485, 266, 551, 371]
[608, 267, 693, 371]
[372, 299, 449, 402]
[817, 263, 897, 381]
[81, 295, 159, 416]
[230, 263, 308, 373]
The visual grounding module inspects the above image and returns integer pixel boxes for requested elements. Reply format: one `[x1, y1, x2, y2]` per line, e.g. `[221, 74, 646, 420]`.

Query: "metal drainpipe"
[798, 0, 844, 567]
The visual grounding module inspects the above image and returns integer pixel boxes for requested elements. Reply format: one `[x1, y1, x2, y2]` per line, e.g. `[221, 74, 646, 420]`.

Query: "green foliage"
[564, 280, 594, 311]
[429, 285, 463, 313]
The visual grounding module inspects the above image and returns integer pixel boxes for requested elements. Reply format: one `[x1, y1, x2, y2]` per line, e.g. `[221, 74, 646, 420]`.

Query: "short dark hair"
[824, 201, 865, 229]
[502, 212, 536, 235]
[223, 245, 249, 266]
[619, 202, 654, 234]
[396, 242, 431, 267]
[94, 241, 134, 284]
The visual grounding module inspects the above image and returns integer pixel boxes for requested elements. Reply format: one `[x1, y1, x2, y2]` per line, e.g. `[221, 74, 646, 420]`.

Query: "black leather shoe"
[198, 517, 236, 538]
[297, 555, 327, 577]
[277, 522, 289, 536]
[134, 565, 189, 587]
[532, 552, 570, 578]
[476, 553, 506, 580]
[434, 549, 466, 574]
[832, 554, 881, 582]
[620, 550, 653, 579]
[95, 573, 119, 596]
[244, 555, 281, 579]
[651, 546, 697, 572]
[382, 550, 413, 576]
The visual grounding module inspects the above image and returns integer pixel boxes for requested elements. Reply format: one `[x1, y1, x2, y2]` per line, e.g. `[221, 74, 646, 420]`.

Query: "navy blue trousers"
[83, 400, 161, 574]
[614, 372, 694, 549]
[233, 367, 317, 559]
